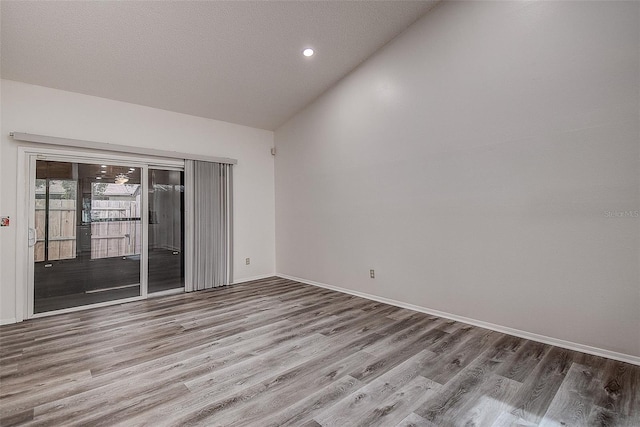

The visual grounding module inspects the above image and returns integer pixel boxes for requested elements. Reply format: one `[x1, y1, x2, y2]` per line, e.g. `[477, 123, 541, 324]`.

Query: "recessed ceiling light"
[101, 165, 107, 168]
[96, 176, 102, 180]
[101, 170, 107, 173]
[303, 48, 314, 57]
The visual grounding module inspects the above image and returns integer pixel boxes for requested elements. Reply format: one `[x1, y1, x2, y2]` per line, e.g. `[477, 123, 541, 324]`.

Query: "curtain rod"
[9, 132, 238, 165]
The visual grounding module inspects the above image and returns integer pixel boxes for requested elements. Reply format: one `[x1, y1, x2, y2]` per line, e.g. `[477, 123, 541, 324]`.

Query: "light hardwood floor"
[1, 277, 639, 426]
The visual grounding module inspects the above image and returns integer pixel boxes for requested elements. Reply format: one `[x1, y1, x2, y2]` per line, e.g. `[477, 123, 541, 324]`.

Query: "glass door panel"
[34, 160, 142, 314]
[148, 169, 184, 293]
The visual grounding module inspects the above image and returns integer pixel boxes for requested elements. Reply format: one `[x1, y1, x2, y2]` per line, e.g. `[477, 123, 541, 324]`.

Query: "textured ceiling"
[1, 1, 437, 130]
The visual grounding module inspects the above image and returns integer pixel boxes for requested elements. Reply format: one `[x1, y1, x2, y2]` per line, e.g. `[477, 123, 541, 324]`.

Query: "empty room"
[0, 1, 639, 426]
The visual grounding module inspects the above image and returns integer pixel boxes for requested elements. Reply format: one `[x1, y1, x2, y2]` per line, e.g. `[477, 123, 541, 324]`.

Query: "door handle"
[28, 228, 36, 247]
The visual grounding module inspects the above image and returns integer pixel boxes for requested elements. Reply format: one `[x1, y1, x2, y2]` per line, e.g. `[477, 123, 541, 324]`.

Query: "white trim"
[149, 165, 184, 171]
[10, 132, 237, 165]
[18, 146, 184, 168]
[232, 274, 275, 285]
[1, 318, 17, 326]
[277, 273, 640, 367]
[26, 153, 36, 319]
[30, 295, 145, 319]
[15, 149, 29, 322]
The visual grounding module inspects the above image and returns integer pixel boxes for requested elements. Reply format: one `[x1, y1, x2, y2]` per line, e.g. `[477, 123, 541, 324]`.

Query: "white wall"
[0, 79, 276, 323]
[275, 1, 640, 359]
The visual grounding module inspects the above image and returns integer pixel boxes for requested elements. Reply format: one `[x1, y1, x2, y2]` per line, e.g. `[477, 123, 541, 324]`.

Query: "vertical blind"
[184, 160, 233, 291]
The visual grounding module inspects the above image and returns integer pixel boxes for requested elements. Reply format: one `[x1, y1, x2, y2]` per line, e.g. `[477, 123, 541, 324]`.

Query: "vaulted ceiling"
[1, 1, 437, 130]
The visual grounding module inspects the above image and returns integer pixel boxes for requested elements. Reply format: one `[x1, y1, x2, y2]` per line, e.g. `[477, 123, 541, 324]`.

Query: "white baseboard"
[1, 318, 17, 326]
[232, 274, 276, 285]
[277, 273, 640, 367]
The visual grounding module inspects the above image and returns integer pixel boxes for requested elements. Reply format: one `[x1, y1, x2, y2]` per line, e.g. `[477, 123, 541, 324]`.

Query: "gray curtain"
[184, 160, 233, 291]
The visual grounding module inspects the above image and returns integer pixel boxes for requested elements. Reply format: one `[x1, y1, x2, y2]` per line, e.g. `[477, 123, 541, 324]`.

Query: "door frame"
[16, 146, 184, 321]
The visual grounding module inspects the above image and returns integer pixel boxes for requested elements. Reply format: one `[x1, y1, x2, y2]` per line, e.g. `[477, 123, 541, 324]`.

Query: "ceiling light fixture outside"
[303, 48, 314, 57]
[115, 174, 129, 185]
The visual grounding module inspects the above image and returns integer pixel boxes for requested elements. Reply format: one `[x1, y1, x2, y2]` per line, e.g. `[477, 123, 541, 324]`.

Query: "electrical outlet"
[370, 269, 375, 279]
[246, 258, 250, 265]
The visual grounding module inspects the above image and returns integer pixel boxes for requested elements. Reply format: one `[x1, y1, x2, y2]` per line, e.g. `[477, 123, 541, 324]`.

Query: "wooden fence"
[35, 199, 76, 262]
[90, 200, 141, 259]
[35, 199, 141, 262]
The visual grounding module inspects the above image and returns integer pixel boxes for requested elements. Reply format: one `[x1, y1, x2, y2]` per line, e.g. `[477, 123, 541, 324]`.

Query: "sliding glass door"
[148, 168, 184, 293]
[33, 160, 142, 313]
[30, 156, 186, 316]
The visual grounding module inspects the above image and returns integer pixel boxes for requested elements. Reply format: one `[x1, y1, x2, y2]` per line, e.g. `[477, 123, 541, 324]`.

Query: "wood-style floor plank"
[506, 346, 575, 424]
[260, 375, 363, 427]
[314, 350, 440, 426]
[395, 412, 436, 427]
[1, 277, 638, 426]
